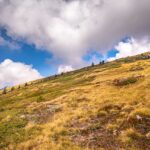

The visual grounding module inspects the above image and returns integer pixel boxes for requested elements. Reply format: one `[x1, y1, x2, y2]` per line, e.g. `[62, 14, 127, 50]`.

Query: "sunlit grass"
[0, 53, 150, 149]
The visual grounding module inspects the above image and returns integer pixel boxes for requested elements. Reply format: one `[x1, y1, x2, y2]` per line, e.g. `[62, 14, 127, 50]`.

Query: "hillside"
[0, 52, 150, 150]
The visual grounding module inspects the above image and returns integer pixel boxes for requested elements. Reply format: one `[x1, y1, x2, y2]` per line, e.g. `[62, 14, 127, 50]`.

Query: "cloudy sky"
[1, 0, 150, 88]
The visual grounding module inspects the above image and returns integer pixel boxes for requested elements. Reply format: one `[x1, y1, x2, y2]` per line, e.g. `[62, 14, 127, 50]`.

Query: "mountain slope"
[0, 53, 150, 150]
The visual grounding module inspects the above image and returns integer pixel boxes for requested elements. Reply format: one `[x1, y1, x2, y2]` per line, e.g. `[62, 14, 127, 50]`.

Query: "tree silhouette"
[2, 87, 7, 94]
[91, 62, 94, 67]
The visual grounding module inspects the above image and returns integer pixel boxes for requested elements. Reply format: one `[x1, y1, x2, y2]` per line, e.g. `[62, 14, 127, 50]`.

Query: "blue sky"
[0, 28, 56, 77]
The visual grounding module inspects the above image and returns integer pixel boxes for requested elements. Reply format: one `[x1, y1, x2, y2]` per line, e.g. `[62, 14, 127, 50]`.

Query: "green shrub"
[36, 96, 44, 103]
[113, 77, 138, 86]
[11, 87, 15, 91]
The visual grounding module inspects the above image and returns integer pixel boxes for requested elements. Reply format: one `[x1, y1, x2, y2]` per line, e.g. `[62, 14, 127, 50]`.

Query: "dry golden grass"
[0, 53, 150, 149]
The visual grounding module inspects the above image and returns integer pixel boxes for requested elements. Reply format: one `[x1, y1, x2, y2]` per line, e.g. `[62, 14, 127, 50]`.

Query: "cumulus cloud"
[0, 0, 150, 67]
[108, 38, 150, 61]
[0, 59, 42, 88]
[58, 65, 74, 74]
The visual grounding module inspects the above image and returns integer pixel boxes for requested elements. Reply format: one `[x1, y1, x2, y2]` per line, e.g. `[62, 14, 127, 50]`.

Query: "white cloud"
[0, 0, 150, 67]
[58, 65, 74, 74]
[0, 36, 19, 50]
[108, 38, 150, 61]
[0, 59, 42, 88]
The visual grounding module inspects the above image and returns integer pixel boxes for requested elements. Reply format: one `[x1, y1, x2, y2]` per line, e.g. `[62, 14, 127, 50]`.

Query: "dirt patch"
[68, 104, 150, 150]
[24, 104, 62, 124]
[129, 66, 144, 72]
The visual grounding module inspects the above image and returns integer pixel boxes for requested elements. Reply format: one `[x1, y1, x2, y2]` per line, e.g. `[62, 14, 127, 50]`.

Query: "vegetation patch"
[113, 75, 144, 86]
[0, 118, 27, 148]
[36, 95, 45, 103]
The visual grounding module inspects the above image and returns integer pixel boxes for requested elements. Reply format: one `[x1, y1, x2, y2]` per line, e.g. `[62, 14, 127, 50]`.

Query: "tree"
[100, 60, 105, 65]
[2, 87, 7, 94]
[11, 87, 14, 91]
[91, 62, 94, 67]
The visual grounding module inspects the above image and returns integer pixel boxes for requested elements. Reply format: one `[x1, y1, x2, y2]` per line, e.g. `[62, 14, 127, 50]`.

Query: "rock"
[146, 132, 150, 139]
[20, 115, 26, 119]
[113, 130, 117, 136]
[136, 115, 142, 121]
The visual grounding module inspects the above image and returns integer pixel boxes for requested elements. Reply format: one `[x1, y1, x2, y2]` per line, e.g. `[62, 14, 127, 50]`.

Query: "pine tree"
[91, 62, 94, 67]
[2, 87, 7, 94]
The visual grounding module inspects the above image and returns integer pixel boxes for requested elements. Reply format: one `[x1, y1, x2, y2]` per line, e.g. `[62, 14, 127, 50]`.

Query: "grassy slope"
[0, 53, 150, 150]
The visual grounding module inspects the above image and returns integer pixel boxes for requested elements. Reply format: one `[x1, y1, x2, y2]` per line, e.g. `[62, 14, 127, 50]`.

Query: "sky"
[1, 0, 150, 88]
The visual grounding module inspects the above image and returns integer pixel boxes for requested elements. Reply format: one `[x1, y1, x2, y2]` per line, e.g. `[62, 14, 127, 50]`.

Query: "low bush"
[36, 96, 45, 103]
[113, 76, 138, 86]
